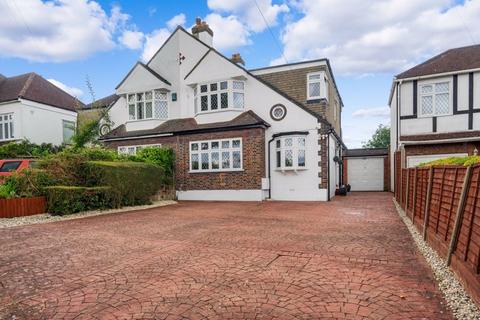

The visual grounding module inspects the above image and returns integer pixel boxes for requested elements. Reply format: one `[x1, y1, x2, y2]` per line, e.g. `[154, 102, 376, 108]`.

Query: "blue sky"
[0, 0, 478, 147]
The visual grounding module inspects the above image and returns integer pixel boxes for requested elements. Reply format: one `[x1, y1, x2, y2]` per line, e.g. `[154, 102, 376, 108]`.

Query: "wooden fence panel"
[0, 197, 46, 218]
[401, 169, 408, 209]
[407, 169, 415, 216]
[413, 168, 429, 229]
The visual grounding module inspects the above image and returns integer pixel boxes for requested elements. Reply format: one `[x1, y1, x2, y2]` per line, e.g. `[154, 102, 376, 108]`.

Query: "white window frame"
[127, 90, 168, 121]
[275, 135, 307, 171]
[307, 72, 322, 100]
[117, 144, 162, 155]
[194, 80, 245, 115]
[189, 138, 243, 173]
[418, 80, 452, 117]
[0, 113, 14, 141]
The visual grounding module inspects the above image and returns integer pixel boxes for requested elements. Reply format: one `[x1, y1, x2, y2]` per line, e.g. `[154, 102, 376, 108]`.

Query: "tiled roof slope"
[101, 110, 270, 140]
[396, 44, 480, 79]
[344, 148, 388, 157]
[85, 94, 119, 109]
[0, 73, 83, 111]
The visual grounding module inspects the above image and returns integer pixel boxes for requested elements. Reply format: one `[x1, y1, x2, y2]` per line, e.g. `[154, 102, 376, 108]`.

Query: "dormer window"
[128, 89, 168, 121]
[194, 80, 245, 114]
[307, 72, 322, 100]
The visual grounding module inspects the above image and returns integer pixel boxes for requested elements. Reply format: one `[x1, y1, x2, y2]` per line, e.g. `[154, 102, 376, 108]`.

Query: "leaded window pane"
[145, 91, 152, 100]
[285, 150, 293, 167]
[145, 102, 153, 118]
[137, 93, 144, 101]
[308, 73, 321, 80]
[233, 92, 244, 108]
[211, 152, 220, 169]
[200, 85, 208, 93]
[232, 139, 241, 148]
[222, 140, 230, 149]
[298, 137, 305, 147]
[232, 151, 241, 168]
[201, 96, 208, 111]
[421, 96, 433, 115]
[435, 82, 449, 93]
[191, 143, 198, 151]
[210, 94, 218, 110]
[128, 105, 135, 120]
[136, 102, 144, 119]
[222, 152, 230, 169]
[221, 92, 228, 109]
[154, 90, 167, 100]
[436, 93, 449, 115]
[220, 81, 228, 90]
[191, 154, 199, 170]
[276, 140, 281, 148]
[284, 138, 293, 147]
[309, 82, 320, 97]
[201, 142, 209, 150]
[201, 153, 209, 170]
[233, 81, 244, 90]
[210, 83, 217, 91]
[154, 100, 168, 119]
[298, 150, 306, 167]
[128, 94, 135, 103]
[421, 85, 433, 94]
[211, 141, 219, 149]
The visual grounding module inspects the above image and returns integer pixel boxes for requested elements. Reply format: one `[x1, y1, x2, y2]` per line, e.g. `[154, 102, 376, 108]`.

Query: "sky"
[0, 0, 479, 148]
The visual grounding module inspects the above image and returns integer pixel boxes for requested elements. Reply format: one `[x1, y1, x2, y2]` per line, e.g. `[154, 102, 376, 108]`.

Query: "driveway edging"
[393, 198, 480, 320]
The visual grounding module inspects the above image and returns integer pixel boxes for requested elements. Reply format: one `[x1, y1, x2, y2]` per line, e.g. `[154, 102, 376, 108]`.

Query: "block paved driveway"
[0, 192, 451, 319]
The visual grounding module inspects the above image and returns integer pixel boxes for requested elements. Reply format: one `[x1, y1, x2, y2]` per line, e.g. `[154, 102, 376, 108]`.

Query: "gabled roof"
[100, 110, 269, 140]
[85, 94, 119, 110]
[115, 61, 171, 90]
[0, 73, 82, 112]
[396, 44, 480, 79]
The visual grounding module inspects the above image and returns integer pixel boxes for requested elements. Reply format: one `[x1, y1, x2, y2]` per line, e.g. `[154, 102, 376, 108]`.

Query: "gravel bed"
[393, 199, 480, 320]
[0, 200, 177, 229]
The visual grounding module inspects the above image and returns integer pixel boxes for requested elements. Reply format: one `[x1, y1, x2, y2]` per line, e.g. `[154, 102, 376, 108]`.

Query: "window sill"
[195, 108, 243, 116]
[275, 167, 307, 172]
[306, 98, 326, 104]
[126, 118, 167, 123]
[189, 168, 244, 173]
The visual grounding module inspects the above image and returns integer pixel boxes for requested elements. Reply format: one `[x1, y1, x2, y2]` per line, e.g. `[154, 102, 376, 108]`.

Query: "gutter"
[401, 136, 480, 145]
[394, 67, 480, 83]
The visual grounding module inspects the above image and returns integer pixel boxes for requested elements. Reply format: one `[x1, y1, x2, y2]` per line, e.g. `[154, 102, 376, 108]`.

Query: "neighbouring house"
[78, 94, 119, 135]
[0, 72, 81, 145]
[390, 44, 480, 191]
[99, 19, 345, 201]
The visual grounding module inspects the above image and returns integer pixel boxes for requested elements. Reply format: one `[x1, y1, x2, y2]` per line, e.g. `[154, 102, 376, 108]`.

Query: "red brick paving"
[0, 192, 451, 319]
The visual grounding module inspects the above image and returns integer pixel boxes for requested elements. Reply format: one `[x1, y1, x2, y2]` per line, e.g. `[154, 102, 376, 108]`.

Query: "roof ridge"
[18, 73, 36, 97]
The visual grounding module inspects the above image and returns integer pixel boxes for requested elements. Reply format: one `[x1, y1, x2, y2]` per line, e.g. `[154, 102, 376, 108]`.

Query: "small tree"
[362, 124, 390, 148]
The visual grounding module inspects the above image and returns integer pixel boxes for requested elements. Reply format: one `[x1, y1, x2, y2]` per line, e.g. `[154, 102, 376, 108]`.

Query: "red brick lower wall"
[104, 128, 266, 191]
[405, 142, 480, 157]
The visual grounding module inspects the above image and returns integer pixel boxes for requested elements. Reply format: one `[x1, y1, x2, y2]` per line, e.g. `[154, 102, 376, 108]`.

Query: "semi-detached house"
[100, 19, 345, 201]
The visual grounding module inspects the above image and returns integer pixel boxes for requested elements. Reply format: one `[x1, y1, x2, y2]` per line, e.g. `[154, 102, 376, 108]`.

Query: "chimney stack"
[191, 17, 213, 47]
[230, 53, 245, 66]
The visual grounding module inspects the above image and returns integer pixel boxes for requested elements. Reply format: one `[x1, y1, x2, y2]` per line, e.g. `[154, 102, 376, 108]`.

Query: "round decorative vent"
[99, 124, 111, 136]
[270, 104, 287, 121]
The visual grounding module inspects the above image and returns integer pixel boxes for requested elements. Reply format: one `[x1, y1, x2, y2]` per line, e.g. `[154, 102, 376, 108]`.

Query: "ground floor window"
[190, 138, 242, 172]
[117, 144, 162, 155]
[0, 113, 14, 141]
[62, 120, 76, 144]
[275, 136, 306, 170]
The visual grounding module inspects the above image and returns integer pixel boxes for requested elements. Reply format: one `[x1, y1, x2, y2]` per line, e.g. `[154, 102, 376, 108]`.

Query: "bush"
[45, 186, 115, 215]
[136, 147, 175, 183]
[82, 161, 165, 206]
[0, 182, 17, 199]
[419, 155, 480, 167]
[0, 140, 63, 158]
[3, 169, 58, 198]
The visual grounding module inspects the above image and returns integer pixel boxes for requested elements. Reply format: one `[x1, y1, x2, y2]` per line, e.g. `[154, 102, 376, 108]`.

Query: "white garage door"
[347, 157, 384, 191]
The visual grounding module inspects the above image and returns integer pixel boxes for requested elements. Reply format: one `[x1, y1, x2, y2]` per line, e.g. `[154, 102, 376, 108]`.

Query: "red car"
[0, 159, 36, 181]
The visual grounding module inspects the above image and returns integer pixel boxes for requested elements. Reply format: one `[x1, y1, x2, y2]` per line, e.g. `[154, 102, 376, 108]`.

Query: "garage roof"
[344, 148, 388, 157]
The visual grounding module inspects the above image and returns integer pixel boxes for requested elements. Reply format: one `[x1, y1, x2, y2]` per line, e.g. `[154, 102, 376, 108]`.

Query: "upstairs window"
[275, 136, 306, 170]
[194, 80, 245, 114]
[128, 90, 168, 121]
[420, 82, 450, 117]
[190, 138, 242, 172]
[307, 72, 322, 100]
[0, 113, 14, 141]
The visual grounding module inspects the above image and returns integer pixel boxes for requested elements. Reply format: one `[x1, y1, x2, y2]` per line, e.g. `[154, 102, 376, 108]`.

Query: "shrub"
[44, 186, 115, 215]
[0, 140, 63, 158]
[419, 155, 480, 167]
[136, 147, 175, 183]
[82, 161, 166, 206]
[0, 182, 17, 199]
[4, 169, 58, 198]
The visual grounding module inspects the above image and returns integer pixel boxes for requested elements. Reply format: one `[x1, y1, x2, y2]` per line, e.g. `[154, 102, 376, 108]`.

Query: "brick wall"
[318, 129, 329, 189]
[405, 142, 480, 157]
[104, 128, 266, 191]
[256, 66, 341, 134]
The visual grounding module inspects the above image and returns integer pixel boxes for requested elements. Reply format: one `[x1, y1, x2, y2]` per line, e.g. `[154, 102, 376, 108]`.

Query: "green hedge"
[82, 161, 165, 206]
[419, 155, 480, 167]
[45, 186, 115, 215]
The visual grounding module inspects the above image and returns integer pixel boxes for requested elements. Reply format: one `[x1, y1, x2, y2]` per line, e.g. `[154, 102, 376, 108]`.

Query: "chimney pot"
[191, 17, 214, 47]
[230, 53, 245, 66]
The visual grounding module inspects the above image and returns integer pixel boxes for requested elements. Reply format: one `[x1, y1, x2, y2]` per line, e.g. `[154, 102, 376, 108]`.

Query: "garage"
[343, 148, 388, 191]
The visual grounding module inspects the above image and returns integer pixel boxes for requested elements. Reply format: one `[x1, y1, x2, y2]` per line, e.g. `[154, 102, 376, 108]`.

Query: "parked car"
[0, 159, 37, 182]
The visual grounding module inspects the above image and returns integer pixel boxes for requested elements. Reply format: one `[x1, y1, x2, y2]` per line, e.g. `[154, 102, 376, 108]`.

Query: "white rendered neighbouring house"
[100, 19, 345, 201]
[390, 45, 480, 191]
[0, 73, 80, 145]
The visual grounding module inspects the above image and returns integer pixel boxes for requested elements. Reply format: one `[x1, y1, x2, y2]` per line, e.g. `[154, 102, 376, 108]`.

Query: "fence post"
[423, 167, 434, 241]
[412, 168, 418, 222]
[405, 169, 410, 214]
[447, 165, 473, 266]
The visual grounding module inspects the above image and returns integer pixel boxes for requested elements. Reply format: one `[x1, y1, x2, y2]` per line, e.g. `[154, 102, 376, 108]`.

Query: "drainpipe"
[267, 136, 275, 199]
[326, 131, 330, 201]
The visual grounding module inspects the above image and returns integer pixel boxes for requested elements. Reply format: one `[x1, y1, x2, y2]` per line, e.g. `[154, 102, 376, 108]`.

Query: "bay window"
[0, 113, 14, 141]
[194, 80, 245, 114]
[275, 136, 306, 170]
[190, 138, 242, 172]
[128, 89, 168, 121]
[420, 81, 451, 116]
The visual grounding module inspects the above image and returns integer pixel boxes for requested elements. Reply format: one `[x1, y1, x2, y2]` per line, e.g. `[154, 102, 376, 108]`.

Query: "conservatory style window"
[194, 80, 245, 114]
[128, 90, 168, 121]
[275, 136, 306, 170]
[190, 138, 242, 172]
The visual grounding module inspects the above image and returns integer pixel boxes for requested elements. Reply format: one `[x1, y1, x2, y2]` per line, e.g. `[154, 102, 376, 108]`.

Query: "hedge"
[419, 155, 480, 167]
[82, 161, 166, 206]
[45, 186, 114, 215]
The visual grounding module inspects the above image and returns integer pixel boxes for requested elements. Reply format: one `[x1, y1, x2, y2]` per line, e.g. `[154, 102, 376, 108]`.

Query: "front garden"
[0, 142, 175, 216]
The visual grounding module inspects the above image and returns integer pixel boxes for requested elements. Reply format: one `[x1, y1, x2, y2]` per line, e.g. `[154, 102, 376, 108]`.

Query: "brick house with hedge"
[390, 45, 480, 191]
[100, 19, 344, 201]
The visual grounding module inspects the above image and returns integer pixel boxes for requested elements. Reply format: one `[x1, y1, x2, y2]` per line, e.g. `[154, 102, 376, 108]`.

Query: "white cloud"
[352, 107, 390, 118]
[273, 0, 480, 75]
[167, 13, 186, 31]
[205, 13, 251, 50]
[141, 28, 171, 62]
[207, 0, 289, 32]
[0, 0, 133, 62]
[119, 30, 144, 49]
[47, 79, 83, 98]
